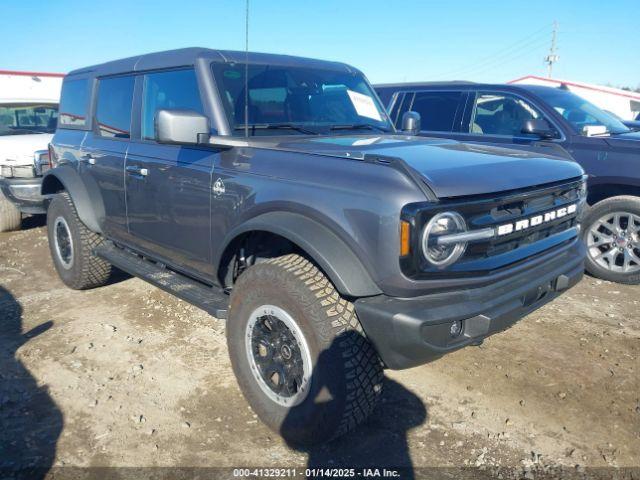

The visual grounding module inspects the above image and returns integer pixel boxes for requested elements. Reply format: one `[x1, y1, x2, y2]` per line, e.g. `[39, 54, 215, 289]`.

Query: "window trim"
[466, 89, 566, 142]
[92, 73, 137, 142]
[58, 76, 93, 131]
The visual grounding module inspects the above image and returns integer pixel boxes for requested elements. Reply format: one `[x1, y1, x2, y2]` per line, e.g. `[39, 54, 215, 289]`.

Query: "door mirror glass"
[401, 111, 421, 135]
[155, 109, 209, 145]
[521, 118, 557, 139]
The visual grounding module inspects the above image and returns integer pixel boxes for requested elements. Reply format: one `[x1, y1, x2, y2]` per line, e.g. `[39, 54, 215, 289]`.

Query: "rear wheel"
[582, 196, 640, 284]
[0, 189, 22, 232]
[227, 254, 383, 445]
[47, 192, 112, 289]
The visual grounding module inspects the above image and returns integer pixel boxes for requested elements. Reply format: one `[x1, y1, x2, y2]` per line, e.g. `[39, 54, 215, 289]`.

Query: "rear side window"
[95, 76, 135, 138]
[411, 91, 462, 132]
[141, 69, 203, 140]
[58, 79, 89, 127]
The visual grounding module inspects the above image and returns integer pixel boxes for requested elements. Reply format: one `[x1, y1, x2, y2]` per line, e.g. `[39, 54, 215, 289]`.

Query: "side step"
[95, 242, 228, 319]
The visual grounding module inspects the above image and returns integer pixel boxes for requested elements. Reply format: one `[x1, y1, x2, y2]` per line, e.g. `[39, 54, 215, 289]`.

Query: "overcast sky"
[2, 0, 637, 88]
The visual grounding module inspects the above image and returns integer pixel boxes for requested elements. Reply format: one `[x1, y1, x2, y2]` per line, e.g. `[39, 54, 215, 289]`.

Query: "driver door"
[124, 68, 217, 279]
[456, 91, 573, 160]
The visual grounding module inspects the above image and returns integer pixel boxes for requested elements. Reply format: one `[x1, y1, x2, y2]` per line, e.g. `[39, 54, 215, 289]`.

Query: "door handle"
[82, 154, 96, 165]
[126, 165, 149, 177]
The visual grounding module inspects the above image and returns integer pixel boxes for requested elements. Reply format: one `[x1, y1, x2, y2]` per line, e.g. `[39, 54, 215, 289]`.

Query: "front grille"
[0, 164, 37, 179]
[401, 177, 586, 278]
[463, 179, 584, 262]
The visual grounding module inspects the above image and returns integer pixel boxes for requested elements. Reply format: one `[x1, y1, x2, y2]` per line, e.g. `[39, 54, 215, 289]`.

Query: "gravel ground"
[1, 221, 638, 479]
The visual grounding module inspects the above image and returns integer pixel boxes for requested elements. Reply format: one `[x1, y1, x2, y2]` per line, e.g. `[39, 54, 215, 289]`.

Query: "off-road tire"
[0, 189, 22, 232]
[582, 196, 640, 285]
[47, 192, 112, 289]
[227, 254, 384, 445]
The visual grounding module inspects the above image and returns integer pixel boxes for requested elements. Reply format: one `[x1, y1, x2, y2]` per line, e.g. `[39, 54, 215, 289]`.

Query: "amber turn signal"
[400, 220, 410, 256]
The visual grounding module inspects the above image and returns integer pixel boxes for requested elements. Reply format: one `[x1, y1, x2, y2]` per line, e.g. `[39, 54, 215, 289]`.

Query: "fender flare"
[217, 211, 382, 298]
[41, 166, 104, 233]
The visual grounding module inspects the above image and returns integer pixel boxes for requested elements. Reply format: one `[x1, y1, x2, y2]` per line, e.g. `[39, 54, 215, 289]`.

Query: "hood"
[0, 133, 53, 167]
[262, 135, 584, 198]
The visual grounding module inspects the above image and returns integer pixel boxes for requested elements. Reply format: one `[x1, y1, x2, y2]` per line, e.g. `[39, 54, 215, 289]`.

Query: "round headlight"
[421, 211, 467, 267]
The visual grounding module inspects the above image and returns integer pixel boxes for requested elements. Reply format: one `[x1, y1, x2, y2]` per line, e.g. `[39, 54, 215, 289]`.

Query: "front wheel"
[582, 196, 640, 284]
[47, 192, 112, 289]
[227, 254, 383, 445]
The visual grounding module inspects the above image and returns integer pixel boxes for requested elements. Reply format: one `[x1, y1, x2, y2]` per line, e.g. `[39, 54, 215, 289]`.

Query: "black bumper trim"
[355, 239, 585, 370]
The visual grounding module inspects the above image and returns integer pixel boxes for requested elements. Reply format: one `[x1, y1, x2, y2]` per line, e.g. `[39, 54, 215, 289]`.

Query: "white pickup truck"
[0, 70, 63, 231]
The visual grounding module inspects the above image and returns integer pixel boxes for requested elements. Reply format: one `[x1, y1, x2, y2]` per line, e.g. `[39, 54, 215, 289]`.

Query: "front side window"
[142, 69, 203, 140]
[59, 79, 89, 127]
[0, 104, 58, 136]
[95, 76, 135, 138]
[411, 91, 462, 132]
[532, 88, 631, 136]
[470, 92, 545, 136]
[212, 63, 393, 136]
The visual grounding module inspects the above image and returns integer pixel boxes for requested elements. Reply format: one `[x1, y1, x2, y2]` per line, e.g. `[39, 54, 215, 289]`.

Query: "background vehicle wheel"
[582, 196, 640, 285]
[0, 189, 22, 232]
[47, 192, 112, 290]
[227, 254, 384, 445]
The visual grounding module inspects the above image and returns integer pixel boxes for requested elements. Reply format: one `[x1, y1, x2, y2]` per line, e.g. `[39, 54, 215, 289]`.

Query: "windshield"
[533, 88, 630, 136]
[212, 63, 393, 136]
[0, 104, 58, 136]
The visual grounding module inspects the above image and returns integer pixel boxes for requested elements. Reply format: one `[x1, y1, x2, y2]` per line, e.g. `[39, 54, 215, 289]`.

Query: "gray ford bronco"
[44, 48, 586, 444]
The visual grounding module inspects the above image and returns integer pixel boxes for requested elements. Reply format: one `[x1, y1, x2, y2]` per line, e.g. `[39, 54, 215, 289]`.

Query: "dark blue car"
[376, 82, 640, 284]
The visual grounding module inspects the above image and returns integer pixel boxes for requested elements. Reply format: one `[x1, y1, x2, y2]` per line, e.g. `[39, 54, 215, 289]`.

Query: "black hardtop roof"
[374, 81, 476, 89]
[373, 81, 561, 95]
[66, 47, 356, 78]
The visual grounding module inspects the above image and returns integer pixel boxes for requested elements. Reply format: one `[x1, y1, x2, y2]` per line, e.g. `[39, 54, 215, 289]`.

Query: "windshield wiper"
[330, 123, 391, 133]
[589, 130, 632, 137]
[234, 123, 319, 135]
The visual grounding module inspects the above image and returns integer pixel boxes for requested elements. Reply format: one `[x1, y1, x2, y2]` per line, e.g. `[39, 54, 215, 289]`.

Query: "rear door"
[80, 75, 135, 240]
[411, 90, 467, 137]
[124, 68, 216, 279]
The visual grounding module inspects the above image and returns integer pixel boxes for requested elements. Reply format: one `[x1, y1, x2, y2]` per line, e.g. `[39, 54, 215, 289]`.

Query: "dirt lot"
[1, 220, 639, 479]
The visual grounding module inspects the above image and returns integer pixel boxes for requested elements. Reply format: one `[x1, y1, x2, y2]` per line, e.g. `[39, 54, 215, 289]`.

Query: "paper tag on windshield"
[347, 90, 382, 121]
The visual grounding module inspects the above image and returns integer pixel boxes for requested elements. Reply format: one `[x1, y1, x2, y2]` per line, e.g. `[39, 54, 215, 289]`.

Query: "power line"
[458, 40, 550, 80]
[433, 37, 550, 81]
[438, 36, 551, 80]
[432, 23, 552, 80]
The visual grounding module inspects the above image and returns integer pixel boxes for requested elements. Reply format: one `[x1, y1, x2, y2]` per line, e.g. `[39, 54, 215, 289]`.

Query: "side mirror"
[521, 118, 557, 139]
[155, 109, 210, 145]
[401, 111, 421, 135]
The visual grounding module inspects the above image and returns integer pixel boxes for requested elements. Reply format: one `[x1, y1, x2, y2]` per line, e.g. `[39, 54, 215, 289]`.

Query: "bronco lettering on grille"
[497, 204, 578, 236]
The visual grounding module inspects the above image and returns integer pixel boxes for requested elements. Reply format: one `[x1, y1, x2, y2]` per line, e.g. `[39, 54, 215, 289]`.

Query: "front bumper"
[0, 177, 46, 214]
[355, 239, 585, 369]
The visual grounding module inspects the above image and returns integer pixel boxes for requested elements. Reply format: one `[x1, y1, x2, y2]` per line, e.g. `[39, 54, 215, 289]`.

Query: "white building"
[0, 69, 63, 104]
[508, 75, 640, 121]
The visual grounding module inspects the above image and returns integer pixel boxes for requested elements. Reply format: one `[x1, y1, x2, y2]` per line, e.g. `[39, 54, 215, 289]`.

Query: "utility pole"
[545, 21, 559, 78]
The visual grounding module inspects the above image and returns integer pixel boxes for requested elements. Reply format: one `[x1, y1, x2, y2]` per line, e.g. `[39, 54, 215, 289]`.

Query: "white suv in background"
[0, 70, 63, 231]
